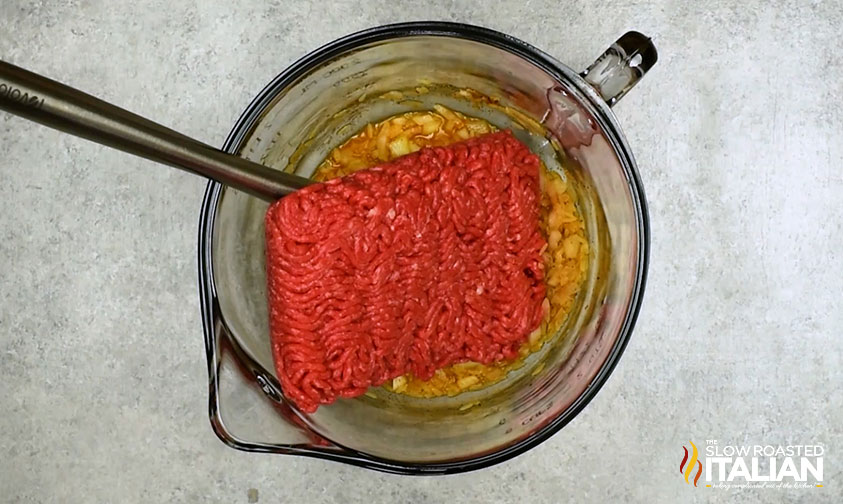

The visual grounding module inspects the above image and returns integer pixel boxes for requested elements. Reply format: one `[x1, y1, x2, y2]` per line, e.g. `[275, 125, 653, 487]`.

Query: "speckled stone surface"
[1, 1, 841, 502]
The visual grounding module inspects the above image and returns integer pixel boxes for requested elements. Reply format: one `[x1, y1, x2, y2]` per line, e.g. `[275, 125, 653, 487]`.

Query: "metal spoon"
[0, 60, 310, 201]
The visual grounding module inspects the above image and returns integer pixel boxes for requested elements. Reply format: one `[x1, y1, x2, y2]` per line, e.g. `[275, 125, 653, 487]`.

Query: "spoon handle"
[0, 60, 309, 201]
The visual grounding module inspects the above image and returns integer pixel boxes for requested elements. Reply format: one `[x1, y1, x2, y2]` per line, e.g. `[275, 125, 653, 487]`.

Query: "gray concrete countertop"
[1, 1, 841, 502]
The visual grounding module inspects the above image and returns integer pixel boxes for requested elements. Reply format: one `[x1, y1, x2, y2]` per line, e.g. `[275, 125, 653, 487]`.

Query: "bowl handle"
[581, 31, 658, 106]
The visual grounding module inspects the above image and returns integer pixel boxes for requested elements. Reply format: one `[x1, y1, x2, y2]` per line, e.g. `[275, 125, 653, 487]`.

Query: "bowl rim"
[197, 20, 650, 475]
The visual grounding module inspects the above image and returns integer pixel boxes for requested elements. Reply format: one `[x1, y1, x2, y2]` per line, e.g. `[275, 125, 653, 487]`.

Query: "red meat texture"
[264, 131, 546, 412]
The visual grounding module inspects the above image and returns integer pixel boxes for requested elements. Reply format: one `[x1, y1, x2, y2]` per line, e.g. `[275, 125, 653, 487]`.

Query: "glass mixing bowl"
[197, 22, 655, 474]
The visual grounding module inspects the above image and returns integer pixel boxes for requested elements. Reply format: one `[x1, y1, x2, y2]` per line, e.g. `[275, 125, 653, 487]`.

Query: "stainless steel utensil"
[0, 60, 309, 201]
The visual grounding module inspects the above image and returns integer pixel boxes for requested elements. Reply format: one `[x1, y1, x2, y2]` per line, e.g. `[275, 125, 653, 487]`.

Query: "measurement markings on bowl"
[335, 70, 368, 87]
[521, 401, 555, 426]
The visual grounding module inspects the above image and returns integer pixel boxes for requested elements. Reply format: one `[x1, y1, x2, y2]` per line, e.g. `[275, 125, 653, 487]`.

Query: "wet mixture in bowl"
[265, 106, 588, 412]
[315, 106, 588, 398]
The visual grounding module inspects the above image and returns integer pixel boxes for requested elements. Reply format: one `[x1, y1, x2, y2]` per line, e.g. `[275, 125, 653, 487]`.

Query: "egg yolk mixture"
[313, 105, 588, 398]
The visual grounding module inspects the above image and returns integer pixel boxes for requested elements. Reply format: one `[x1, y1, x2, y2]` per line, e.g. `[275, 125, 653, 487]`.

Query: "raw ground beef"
[264, 131, 546, 412]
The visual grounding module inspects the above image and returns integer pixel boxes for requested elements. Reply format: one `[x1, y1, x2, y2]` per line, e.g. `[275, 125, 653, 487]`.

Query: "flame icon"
[680, 441, 703, 487]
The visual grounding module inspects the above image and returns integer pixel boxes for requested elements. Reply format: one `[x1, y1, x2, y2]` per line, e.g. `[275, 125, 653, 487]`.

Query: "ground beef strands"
[265, 131, 546, 412]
